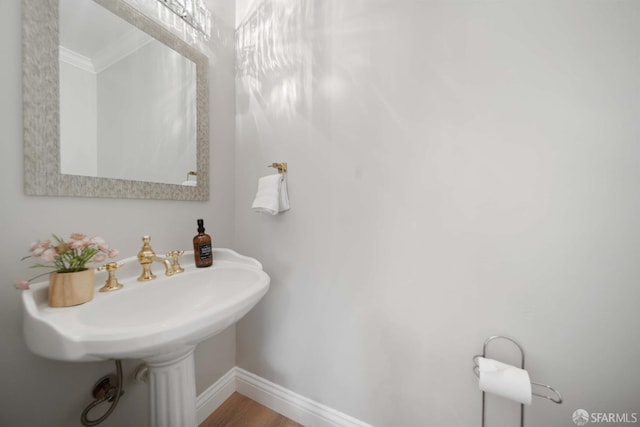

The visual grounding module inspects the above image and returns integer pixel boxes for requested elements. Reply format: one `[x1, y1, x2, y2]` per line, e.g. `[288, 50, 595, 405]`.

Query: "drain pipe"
[80, 360, 125, 426]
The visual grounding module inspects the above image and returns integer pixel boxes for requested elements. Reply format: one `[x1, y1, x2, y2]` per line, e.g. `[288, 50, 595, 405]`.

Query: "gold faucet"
[98, 262, 124, 292]
[137, 236, 174, 281]
[166, 250, 185, 274]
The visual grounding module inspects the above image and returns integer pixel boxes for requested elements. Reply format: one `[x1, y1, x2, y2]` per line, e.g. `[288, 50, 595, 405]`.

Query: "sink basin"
[23, 248, 269, 362]
[21, 248, 270, 427]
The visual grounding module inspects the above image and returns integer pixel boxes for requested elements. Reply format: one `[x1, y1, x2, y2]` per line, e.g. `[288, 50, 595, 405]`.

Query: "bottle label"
[198, 243, 212, 261]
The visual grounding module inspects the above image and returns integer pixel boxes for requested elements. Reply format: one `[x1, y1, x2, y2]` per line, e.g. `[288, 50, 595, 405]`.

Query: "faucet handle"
[97, 262, 124, 292]
[166, 250, 185, 274]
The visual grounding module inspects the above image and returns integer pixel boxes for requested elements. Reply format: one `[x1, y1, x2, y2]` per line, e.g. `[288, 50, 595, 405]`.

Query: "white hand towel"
[279, 178, 290, 212]
[478, 357, 532, 405]
[252, 174, 290, 215]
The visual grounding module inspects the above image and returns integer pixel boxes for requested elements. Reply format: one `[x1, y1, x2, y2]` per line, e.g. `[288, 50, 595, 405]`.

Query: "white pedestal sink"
[21, 249, 270, 427]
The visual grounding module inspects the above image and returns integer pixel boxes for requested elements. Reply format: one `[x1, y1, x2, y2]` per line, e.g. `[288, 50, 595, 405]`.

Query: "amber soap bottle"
[193, 219, 213, 267]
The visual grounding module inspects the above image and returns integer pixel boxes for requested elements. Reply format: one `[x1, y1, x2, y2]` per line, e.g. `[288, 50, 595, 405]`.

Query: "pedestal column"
[145, 347, 197, 427]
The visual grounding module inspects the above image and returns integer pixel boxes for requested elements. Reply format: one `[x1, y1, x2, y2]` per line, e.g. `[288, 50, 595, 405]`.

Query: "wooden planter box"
[48, 269, 95, 307]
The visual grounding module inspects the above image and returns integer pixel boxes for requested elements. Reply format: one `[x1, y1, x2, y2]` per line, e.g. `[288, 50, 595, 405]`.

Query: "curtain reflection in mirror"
[123, 0, 230, 47]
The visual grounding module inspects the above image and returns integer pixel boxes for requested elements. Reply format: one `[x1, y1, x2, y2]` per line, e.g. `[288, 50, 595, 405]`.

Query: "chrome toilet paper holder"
[472, 335, 562, 427]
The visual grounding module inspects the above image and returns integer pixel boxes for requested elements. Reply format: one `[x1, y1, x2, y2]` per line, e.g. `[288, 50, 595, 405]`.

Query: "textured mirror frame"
[22, 0, 209, 200]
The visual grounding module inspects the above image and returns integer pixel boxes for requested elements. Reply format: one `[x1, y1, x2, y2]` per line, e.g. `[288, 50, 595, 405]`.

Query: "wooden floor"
[200, 392, 303, 427]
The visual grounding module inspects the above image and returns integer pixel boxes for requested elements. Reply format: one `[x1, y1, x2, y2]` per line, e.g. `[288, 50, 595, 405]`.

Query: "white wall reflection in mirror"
[59, 0, 197, 186]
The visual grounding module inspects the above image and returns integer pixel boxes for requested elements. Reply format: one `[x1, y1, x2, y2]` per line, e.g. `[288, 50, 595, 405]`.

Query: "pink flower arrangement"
[16, 233, 118, 290]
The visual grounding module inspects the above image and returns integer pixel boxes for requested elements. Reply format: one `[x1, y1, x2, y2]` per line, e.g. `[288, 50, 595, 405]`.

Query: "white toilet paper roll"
[477, 357, 532, 405]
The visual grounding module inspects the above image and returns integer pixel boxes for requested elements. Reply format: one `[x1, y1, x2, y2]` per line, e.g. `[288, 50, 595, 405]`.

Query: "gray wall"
[234, 1, 640, 426]
[0, 0, 236, 426]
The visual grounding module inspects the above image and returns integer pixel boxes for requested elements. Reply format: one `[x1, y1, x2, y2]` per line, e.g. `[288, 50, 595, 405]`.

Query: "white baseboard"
[196, 367, 373, 427]
[195, 368, 236, 425]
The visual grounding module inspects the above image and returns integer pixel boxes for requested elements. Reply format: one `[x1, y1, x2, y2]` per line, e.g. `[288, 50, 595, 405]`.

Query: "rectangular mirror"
[23, 0, 209, 200]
